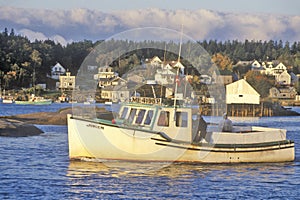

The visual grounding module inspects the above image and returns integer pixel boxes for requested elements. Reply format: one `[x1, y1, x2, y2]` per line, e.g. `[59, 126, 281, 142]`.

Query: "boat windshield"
[135, 109, 146, 124]
[144, 110, 154, 125]
[119, 106, 155, 127]
[128, 108, 137, 124]
[120, 107, 129, 119]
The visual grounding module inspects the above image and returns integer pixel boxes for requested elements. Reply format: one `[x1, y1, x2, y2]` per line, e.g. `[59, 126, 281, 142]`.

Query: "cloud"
[0, 6, 299, 43]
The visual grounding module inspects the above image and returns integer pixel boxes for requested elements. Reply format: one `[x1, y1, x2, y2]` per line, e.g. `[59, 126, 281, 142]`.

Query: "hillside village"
[13, 55, 296, 116]
[2, 52, 300, 115]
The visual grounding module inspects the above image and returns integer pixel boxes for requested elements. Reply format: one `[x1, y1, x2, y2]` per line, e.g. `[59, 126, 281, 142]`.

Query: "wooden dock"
[199, 101, 299, 117]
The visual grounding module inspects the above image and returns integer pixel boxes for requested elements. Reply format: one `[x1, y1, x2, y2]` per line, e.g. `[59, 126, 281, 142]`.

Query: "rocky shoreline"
[0, 107, 113, 137]
[0, 107, 72, 137]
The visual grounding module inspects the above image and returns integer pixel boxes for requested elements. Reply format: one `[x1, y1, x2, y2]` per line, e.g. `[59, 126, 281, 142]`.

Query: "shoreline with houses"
[2, 56, 300, 117]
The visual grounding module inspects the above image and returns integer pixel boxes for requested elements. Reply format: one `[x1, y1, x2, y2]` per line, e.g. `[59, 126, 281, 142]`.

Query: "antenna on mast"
[177, 24, 183, 63]
[173, 24, 184, 111]
[163, 42, 167, 65]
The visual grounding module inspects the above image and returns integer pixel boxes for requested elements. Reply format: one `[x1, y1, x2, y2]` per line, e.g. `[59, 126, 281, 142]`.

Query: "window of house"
[157, 111, 169, 127]
[175, 112, 188, 127]
[239, 95, 243, 97]
[144, 110, 154, 125]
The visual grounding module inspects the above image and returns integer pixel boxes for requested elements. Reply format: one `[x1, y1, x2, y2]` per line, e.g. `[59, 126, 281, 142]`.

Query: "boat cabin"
[116, 97, 201, 143]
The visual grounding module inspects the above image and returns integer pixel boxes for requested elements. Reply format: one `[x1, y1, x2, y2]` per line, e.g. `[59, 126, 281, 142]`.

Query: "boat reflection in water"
[67, 159, 296, 180]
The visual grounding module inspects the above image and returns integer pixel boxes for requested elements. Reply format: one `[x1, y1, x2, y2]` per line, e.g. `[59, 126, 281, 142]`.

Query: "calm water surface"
[0, 104, 300, 199]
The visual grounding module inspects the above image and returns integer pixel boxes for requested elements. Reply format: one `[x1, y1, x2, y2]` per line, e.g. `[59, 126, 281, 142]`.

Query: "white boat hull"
[2, 99, 14, 104]
[67, 115, 295, 163]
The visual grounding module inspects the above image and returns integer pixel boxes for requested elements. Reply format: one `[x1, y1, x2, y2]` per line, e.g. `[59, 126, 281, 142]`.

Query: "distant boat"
[2, 99, 14, 104]
[1, 96, 15, 104]
[15, 64, 52, 105]
[15, 95, 52, 105]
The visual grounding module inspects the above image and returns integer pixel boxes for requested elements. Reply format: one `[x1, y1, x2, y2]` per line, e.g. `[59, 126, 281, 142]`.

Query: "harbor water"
[0, 104, 300, 199]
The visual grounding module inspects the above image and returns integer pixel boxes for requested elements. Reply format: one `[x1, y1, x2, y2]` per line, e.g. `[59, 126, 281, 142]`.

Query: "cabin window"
[239, 95, 243, 97]
[175, 112, 188, 127]
[128, 108, 137, 124]
[157, 111, 169, 127]
[144, 110, 154, 125]
[120, 107, 129, 119]
[135, 109, 146, 124]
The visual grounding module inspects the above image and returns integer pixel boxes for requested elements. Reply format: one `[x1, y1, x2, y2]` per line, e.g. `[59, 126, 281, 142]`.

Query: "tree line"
[1, 28, 300, 90]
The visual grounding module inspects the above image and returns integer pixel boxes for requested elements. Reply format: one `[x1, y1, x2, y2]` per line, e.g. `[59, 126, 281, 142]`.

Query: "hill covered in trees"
[1, 28, 300, 90]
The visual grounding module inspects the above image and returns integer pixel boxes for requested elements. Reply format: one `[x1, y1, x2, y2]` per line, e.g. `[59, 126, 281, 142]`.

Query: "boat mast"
[161, 43, 167, 98]
[173, 24, 183, 109]
[184, 42, 191, 99]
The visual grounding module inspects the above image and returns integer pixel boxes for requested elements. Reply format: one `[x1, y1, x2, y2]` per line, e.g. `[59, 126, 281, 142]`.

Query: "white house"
[264, 62, 287, 76]
[155, 68, 176, 85]
[149, 56, 163, 66]
[269, 87, 297, 99]
[94, 66, 119, 88]
[58, 71, 76, 91]
[170, 61, 185, 75]
[226, 79, 260, 104]
[276, 71, 291, 86]
[101, 85, 130, 103]
[262, 62, 273, 73]
[94, 66, 116, 80]
[50, 63, 66, 80]
[251, 60, 261, 69]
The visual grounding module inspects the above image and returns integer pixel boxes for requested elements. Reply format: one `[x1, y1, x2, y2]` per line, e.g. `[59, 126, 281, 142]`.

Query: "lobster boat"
[67, 97, 294, 163]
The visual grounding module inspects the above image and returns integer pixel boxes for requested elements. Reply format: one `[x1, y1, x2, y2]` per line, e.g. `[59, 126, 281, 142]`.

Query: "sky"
[2, 0, 300, 15]
[0, 0, 300, 45]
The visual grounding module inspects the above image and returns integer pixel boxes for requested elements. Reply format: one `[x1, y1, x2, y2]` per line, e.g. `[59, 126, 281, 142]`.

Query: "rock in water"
[0, 118, 43, 137]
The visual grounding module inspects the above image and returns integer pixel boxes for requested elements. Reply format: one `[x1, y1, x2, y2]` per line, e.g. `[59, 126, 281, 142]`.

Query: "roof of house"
[226, 79, 260, 96]
[52, 62, 65, 70]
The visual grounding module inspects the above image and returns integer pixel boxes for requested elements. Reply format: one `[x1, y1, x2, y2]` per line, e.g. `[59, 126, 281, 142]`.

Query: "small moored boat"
[67, 96, 295, 163]
[15, 95, 52, 105]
